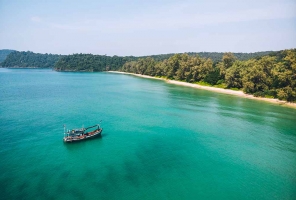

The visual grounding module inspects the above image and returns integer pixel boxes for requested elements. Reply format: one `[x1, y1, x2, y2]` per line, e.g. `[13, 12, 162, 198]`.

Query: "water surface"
[0, 68, 295, 199]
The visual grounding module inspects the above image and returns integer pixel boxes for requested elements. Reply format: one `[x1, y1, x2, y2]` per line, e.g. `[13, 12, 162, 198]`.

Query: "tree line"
[120, 49, 296, 102]
[0, 49, 16, 63]
[1, 50, 275, 69]
[137, 51, 274, 62]
[1, 51, 61, 68]
[54, 54, 135, 72]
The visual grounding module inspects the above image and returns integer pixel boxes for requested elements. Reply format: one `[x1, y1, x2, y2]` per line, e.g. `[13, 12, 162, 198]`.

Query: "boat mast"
[64, 124, 66, 136]
[98, 120, 102, 129]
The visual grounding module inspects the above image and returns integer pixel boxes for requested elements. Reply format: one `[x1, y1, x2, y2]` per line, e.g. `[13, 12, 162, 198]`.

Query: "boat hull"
[63, 128, 103, 143]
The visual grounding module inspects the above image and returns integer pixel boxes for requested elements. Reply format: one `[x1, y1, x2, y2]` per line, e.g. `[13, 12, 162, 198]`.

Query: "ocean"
[0, 68, 295, 199]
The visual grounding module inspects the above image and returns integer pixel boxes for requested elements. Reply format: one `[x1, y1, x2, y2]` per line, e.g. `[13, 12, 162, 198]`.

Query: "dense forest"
[120, 49, 296, 102]
[1, 50, 275, 70]
[1, 51, 61, 68]
[0, 49, 15, 63]
[54, 54, 135, 71]
[52, 51, 276, 71]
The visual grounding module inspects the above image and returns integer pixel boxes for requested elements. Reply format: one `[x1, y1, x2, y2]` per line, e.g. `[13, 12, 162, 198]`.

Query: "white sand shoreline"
[108, 71, 296, 109]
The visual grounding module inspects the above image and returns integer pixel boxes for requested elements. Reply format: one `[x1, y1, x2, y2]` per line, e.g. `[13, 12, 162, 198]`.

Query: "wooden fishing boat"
[63, 123, 103, 143]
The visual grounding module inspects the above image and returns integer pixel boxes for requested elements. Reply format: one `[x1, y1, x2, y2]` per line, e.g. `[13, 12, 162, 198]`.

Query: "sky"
[0, 0, 295, 56]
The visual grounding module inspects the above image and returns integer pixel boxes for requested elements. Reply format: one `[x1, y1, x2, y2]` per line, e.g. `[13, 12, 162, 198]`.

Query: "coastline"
[108, 71, 296, 109]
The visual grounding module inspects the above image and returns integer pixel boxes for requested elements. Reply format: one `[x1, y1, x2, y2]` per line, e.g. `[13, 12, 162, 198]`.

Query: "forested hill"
[120, 49, 296, 102]
[54, 54, 134, 71]
[1, 51, 131, 71]
[1, 50, 276, 70]
[1, 51, 61, 68]
[53, 51, 278, 72]
[140, 51, 274, 62]
[0, 49, 15, 63]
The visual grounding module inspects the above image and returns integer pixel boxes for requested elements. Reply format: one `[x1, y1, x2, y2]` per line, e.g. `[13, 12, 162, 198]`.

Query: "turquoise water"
[0, 68, 296, 200]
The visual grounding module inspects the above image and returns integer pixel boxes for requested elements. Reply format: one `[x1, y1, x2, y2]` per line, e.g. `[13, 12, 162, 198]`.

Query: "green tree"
[217, 52, 236, 80]
[165, 54, 181, 79]
[197, 58, 213, 81]
[225, 61, 243, 88]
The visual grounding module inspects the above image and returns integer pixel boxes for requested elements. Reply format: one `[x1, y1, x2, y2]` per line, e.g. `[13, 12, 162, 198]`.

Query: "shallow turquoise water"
[0, 68, 296, 199]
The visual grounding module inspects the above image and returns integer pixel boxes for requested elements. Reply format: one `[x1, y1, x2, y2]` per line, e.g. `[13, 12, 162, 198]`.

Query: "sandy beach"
[108, 71, 296, 109]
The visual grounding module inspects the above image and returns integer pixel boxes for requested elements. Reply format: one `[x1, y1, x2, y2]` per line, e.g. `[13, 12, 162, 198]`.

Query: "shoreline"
[108, 71, 296, 109]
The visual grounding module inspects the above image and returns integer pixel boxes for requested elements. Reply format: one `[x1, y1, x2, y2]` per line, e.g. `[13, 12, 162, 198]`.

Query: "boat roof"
[72, 128, 85, 131]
